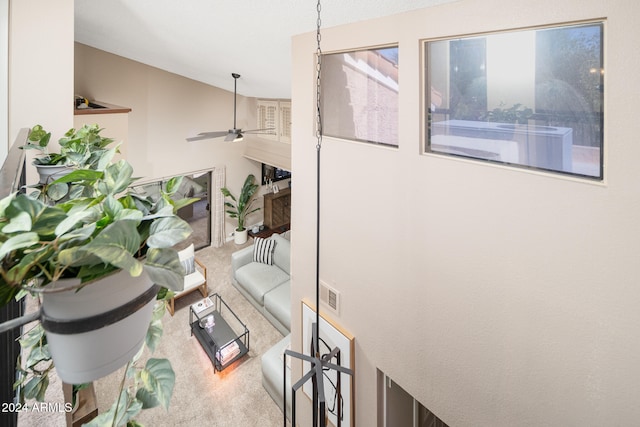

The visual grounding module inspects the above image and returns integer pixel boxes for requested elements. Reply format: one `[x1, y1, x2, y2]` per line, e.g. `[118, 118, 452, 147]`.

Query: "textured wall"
[291, 0, 640, 425]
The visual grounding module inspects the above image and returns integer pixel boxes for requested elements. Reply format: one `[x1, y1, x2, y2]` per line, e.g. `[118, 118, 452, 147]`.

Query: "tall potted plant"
[221, 173, 261, 244]
[2, 125, 198, 424]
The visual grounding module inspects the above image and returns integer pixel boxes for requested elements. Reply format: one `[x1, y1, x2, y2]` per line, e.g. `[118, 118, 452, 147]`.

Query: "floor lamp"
[283, 1, 353, 426]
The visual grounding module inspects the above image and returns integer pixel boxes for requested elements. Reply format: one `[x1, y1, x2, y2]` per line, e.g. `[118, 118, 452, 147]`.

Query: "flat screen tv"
[261, 163, 291, 185]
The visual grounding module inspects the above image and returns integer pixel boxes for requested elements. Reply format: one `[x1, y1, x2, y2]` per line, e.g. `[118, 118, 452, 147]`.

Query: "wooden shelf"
[74, 100, 132, 115]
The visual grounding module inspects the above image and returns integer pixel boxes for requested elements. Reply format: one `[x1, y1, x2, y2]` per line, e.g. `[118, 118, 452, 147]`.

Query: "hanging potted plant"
[0, 159, 195, 382]
[2, 125, 198, 423]
[221, 173, 261, 244]
[20, 124, 70, 184]
[22, 124, 119, 202]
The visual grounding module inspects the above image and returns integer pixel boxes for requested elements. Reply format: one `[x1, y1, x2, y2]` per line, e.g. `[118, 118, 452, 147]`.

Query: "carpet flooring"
[18, 240, 290, 427]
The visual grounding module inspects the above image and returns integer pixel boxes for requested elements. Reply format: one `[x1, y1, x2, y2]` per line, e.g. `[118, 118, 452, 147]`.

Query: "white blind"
[257, 101, 278, 136]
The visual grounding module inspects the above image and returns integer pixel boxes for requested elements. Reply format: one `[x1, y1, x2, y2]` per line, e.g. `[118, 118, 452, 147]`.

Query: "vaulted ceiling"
[74, 0, 453, 99]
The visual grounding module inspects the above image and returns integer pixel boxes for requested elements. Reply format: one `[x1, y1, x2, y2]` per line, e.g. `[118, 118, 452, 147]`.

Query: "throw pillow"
[178, 244, 196, 275]
[253, 237, 276, 265]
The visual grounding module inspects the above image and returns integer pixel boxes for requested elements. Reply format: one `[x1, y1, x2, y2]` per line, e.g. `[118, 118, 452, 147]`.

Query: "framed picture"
[301, 299, 355, 427]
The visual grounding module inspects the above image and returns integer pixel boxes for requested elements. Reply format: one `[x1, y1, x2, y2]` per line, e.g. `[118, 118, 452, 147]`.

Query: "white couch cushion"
[264, 282, 291, 331]
[179, 271, 206, 296]
[235, 262, 289, 305]
[271, 234, 290, 273]
[261, 334, 291, 420]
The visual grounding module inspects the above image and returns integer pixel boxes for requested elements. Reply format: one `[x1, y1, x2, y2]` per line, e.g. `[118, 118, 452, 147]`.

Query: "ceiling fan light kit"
[187, 72, 270, 143]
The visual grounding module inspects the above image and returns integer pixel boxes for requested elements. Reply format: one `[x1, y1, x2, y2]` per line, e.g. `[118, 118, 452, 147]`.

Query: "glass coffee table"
[189, 293, 250, 372]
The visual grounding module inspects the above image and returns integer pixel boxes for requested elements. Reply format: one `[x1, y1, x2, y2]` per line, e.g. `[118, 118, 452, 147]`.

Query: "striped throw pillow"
[178, 244, 196, 275]
[253, 237, 276, 265]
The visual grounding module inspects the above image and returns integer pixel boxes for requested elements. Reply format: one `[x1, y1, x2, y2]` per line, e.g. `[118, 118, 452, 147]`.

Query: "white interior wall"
[74, 44, 264, 235]
[0, 0, 8, 158]
[291, 0, 640, 426]
[8, 0, 74, 181]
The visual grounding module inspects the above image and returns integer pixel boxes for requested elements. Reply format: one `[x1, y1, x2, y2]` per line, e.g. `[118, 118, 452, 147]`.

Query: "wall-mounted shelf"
[74, 100, 131, 116]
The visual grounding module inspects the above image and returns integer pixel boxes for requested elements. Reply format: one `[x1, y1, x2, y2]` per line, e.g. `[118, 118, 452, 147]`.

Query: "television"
[261, 163, 291, 185]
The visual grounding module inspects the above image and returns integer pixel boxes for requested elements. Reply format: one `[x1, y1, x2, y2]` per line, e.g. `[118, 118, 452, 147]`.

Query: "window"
[321, 45, 399, 147]
[257, 99, 291, 143]
[256, 100, 279, 140]
[425, 22, 604, 179]
[130, 172, 212, 250]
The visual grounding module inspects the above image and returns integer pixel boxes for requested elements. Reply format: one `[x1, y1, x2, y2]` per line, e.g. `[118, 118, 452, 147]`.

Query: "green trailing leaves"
[103, 195, 123, 219]
[23, 375, 49, 402]
[5, 193, 46, 221]
[54, 210, 94, 236]
[135, 358, 175, 410]
[143, 248, 183, 291]
[84, 390, 143, 427]
[98, 160, 135, 196]
[58, 221, 142, 275]
[172, 196, 200, 213]
[0, 192, 15, 216]
[81, 302, 175, 425]
[45, 182, 69, 201]
[145, 318, 163, 353]
[147, 216, 192, 248]
[2, 211, 32, 233]
[164, 176, 182, 195]
[0, 232, 39, 259]
[3, 195, 67, 238]
[51, 168, 103, 184]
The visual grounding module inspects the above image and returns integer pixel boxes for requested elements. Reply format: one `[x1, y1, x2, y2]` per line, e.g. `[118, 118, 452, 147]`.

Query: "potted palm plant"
[221, 173, 261, 244]
[2, 125, 198, 424]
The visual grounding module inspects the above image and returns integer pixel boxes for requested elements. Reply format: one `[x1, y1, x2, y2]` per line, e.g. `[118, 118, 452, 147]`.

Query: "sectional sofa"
[231, 232, 291, 336]
[230, 232, 292, 419]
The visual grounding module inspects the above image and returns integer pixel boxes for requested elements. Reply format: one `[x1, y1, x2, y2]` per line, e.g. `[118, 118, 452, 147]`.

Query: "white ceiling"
[75, 0, 452, 99]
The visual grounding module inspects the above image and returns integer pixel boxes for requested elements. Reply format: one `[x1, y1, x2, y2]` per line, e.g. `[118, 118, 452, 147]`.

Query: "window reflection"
[426, 22, 603, 179]
[322, 46, 399, 147]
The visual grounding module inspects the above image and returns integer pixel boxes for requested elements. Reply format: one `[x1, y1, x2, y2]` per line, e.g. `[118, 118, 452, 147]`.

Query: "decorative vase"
[234, 228, 248, 244]
[40, 269, 159, 384]
[33, 163, 73, 184]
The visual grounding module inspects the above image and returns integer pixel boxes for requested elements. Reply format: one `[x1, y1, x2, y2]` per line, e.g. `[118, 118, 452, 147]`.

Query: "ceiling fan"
[186, 73, 273, 142]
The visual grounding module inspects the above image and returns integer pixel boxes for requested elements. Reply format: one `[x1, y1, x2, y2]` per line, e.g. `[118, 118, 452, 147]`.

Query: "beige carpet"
[19, 240, 291, 427]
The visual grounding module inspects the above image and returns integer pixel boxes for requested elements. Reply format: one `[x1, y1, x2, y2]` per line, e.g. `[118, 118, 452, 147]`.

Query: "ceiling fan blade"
[186, 131, 229, 142]
[186, 73, 251, 143]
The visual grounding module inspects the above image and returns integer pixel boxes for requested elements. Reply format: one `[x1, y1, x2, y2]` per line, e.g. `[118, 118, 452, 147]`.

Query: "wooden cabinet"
[263, 187, 291, 230]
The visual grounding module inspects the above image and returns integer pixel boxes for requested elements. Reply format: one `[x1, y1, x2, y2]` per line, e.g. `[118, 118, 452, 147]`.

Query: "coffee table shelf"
[189, 293, 250, 372]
